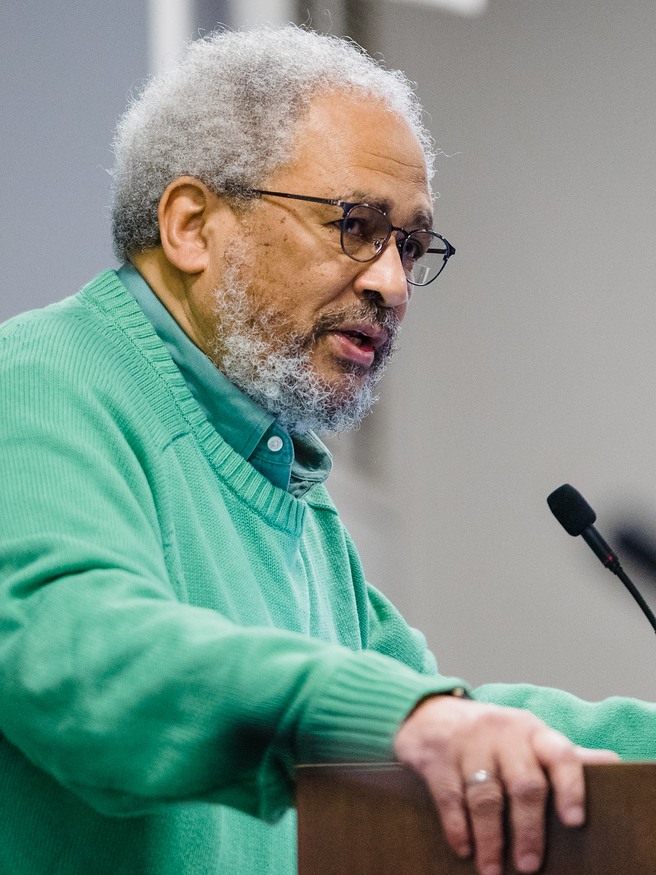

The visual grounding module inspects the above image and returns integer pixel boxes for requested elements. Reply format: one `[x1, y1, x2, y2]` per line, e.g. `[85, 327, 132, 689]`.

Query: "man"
[0, 24, 654, 875]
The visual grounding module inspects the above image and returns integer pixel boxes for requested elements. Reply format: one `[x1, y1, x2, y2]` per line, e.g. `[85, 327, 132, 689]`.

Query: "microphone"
[547, 483, 621, 571]
[547, 483, 656, 635]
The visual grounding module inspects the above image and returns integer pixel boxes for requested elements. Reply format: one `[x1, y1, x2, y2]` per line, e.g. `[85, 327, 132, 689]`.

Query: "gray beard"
[209, 268, 400, 435]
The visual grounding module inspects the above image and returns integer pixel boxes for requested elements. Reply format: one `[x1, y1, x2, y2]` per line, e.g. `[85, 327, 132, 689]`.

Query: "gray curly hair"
[110, 25, 435, 261]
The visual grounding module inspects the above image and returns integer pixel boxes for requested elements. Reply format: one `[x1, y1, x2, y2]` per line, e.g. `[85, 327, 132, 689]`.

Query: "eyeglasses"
[238, 188, 455, 286]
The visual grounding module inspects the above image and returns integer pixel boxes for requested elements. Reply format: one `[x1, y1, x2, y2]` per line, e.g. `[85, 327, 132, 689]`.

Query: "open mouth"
[326, 327, 385, 369]
[338, 329, 375, 350]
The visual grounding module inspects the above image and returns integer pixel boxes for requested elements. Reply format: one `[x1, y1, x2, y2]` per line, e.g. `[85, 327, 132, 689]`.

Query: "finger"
[498, 747, 549, 874]
[533, 728, 586, 828]
[575, 745, 620, 764]
[393, 697, 476, 860]
[424, 768, 472, 860]
[462, 766, 505, 875]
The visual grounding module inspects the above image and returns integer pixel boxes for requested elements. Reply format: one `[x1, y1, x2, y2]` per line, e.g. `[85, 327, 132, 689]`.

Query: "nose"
[352, 237, 410, 311]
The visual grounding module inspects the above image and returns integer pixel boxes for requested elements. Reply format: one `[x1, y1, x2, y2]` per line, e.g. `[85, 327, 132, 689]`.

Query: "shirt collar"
[117, 263, 331, 496]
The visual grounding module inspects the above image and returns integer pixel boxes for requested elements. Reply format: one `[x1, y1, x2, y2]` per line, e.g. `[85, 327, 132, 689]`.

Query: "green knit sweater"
[1, 271, 655, 874]
[0, 271, 464, 874]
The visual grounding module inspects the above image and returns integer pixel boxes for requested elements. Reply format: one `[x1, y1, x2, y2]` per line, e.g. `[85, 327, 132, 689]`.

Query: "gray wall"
[1, 1, 150, 318]
[4, 0, 656, 703]
[328, 0, 656, 701]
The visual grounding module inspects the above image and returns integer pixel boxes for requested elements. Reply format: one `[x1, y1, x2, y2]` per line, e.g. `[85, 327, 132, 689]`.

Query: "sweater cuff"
[295, 649, 469, 764]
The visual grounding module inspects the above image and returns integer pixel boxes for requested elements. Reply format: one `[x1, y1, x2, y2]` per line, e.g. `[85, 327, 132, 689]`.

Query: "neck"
[130, 249, 210, 356]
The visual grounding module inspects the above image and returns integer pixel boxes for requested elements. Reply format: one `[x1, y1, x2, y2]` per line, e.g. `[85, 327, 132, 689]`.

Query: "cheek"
[253, 260, 350, 324]
[240, 216, 357, 315]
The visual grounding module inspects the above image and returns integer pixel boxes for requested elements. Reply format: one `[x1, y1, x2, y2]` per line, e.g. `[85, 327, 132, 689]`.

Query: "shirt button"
[267, 435, 284, 453]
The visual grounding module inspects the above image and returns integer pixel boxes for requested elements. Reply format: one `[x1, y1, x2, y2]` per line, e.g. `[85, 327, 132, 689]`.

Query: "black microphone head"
[547, 483, 597, 536]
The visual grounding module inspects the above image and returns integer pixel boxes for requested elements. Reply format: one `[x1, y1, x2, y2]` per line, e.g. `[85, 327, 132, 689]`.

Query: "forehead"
[266, 92, 432, 223]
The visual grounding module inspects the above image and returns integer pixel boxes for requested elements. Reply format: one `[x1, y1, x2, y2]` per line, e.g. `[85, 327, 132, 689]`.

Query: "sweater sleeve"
[333, 518, 439, 677]
[472, 682, 656, 760]
[0, 309, 458, 823]
[364, 581, 439, 676]
[354, 518, 656, 759]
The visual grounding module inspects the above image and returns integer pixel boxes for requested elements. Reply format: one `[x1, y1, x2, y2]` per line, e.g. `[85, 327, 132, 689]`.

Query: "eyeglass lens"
[340, 205, 449, 286]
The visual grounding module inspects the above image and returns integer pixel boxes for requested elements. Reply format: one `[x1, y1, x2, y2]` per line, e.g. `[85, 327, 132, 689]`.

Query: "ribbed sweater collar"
[79, 270, 338, 536]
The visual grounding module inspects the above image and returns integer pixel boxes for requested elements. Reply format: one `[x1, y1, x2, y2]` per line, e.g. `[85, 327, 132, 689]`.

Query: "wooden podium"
[296, 762, 656, 874]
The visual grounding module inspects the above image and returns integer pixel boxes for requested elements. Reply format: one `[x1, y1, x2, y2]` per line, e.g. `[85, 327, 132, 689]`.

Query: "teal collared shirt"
[118, 263, 332, 498]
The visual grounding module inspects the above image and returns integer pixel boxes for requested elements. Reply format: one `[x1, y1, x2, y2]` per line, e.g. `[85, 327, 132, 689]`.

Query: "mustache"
[310, 303, 401, 347]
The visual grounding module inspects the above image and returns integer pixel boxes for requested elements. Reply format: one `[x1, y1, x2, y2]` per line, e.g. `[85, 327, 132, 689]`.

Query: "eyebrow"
[348, 190, 434, 230]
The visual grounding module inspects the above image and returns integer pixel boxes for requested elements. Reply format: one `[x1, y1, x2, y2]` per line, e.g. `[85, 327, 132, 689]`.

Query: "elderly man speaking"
[0, 24, 654, 875]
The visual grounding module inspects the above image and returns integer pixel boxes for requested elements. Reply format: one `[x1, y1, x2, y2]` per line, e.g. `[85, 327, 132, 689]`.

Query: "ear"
[157, 176, 219, 275]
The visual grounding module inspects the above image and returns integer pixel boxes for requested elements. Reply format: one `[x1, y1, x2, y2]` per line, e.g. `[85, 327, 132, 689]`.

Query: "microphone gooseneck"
[547, 483, 656, 635]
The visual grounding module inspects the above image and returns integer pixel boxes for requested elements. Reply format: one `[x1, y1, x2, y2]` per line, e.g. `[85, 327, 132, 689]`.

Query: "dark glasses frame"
[236, 188, 456, 286]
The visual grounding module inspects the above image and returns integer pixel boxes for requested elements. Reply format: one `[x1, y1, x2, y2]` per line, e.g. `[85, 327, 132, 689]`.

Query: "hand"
[393, 695, 619, 875]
